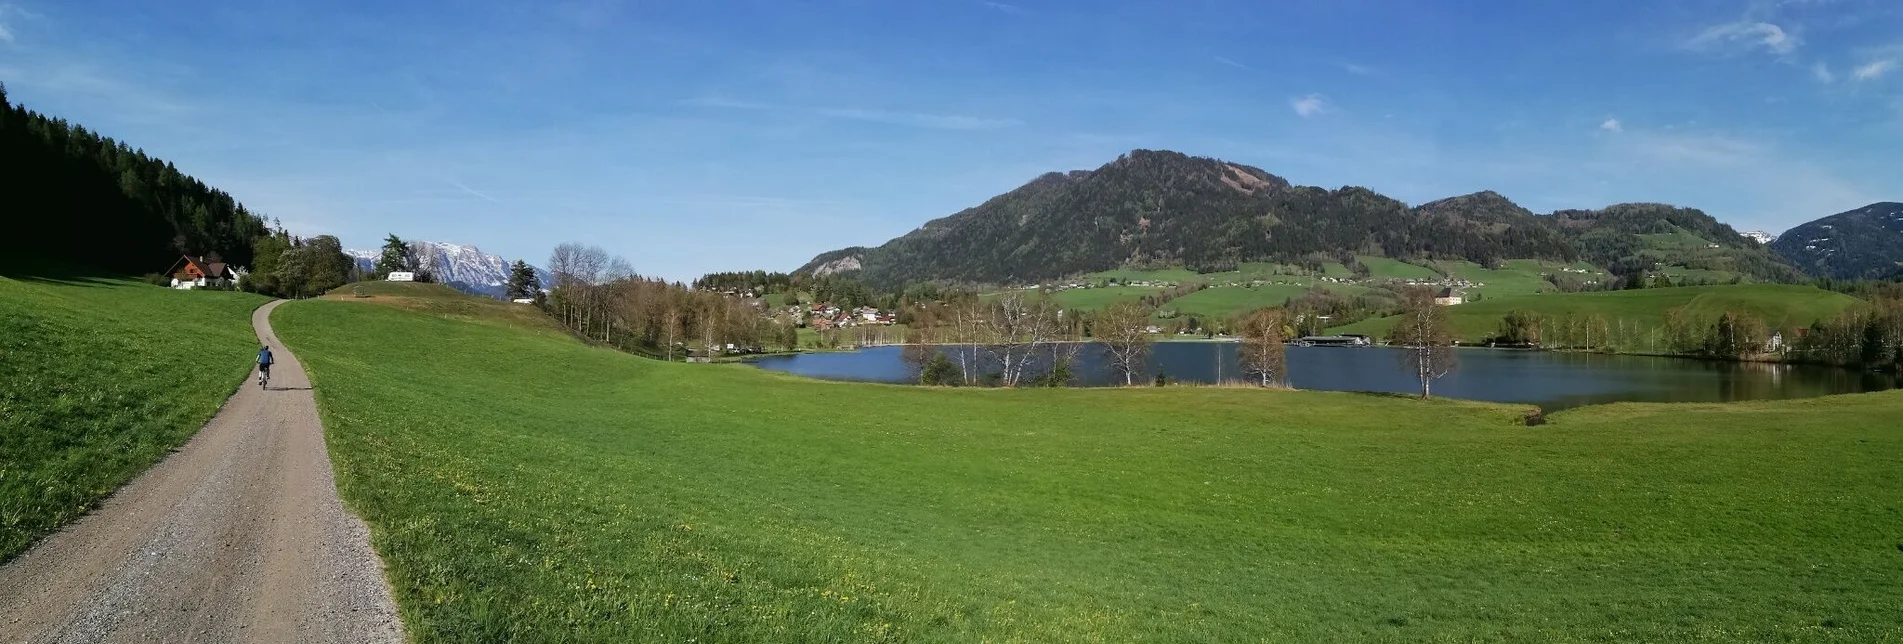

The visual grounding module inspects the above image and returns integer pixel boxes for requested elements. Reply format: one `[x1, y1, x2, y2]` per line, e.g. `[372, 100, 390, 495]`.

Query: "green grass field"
[1157, 284, 1314, 320]
[0, 273, 267, 562]
[1356, 255, 1441, 281]
[1430, 259, 1602, 299]
[1048, 285, 1163, 311]
[274, 287, 1903, 641]
[1331, 284, 1864, 349]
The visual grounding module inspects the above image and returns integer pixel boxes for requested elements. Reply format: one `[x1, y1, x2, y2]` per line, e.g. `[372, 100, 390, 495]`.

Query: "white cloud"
[1687, 21, 1797, 55]
[1342, 63, 1375, 76]
[1852, 59, 1894, 81]
[979, 1, 1023, 15]
[1600, 118, 1623, 133]
[1812, 62, 1835, 82]
[0, 20, 12, 43]
[1290, 94, 1328, 118]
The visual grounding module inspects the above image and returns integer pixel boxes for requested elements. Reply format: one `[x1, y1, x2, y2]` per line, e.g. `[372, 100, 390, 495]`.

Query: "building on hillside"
[1433, 287, 1465, 306]
[164, 255, 237, 290]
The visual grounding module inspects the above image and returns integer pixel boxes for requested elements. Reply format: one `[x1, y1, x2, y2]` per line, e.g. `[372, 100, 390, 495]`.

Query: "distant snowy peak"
[1741, 230, 1775, 245]
[347, 240, 549, 298]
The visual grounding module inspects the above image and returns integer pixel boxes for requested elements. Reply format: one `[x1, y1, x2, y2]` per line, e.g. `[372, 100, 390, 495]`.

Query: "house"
[1433, 287, 1464, 306]
[164, 255, 237, 290]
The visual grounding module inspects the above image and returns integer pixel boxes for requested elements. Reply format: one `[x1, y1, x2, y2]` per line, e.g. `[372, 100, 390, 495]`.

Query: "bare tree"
[1098, 301, 1154, 386]
[1387, 288, 1458, 398]
[1237, 308, 1290, 387]
[946, 295, 989, 385]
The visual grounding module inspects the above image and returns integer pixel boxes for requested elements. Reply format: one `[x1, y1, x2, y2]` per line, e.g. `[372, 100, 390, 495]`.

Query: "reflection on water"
[748, 343, 1900, 411]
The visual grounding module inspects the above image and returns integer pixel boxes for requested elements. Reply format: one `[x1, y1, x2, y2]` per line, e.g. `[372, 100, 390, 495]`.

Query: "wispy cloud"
[1852, 58, 1894, 81]
[684, 97, 1022, 130]
[1600, 118, 1623, 133]
[1686, 20, 1798, 55]
[979, 1, 1023, 15]
[1213, 56, 1250, 70]
[1812, 62, 1836, 82]
[1341, 62, 1375, 76]
[444, 178, 499, 203]
[1290, 94, 1329, 118]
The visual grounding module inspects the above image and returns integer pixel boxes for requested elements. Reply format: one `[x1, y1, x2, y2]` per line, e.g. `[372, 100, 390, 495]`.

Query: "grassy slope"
[1158, 284, 1313, 320]
[1048, 285, 1162, 311]
[277, 293, 1903, 642]
[1331, 284, 1864, 348]
[0, 274, 267, 561]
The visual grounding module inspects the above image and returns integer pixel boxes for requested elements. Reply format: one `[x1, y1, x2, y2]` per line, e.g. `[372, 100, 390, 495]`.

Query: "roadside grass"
[1331, 284, 1864, 349]
[0, 273, 267, 562]
[276, 294, 1903, 641]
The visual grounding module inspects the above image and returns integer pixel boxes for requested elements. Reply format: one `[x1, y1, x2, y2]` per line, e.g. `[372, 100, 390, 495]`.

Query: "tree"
[1496, 309, 1542, 346]
[374, 234, 416, 278]
[1387, 288, 1457, 398]
[1097, 301, 1154, 386]
[506, 260, 540, 300]
[1236, 308, 1289, 387]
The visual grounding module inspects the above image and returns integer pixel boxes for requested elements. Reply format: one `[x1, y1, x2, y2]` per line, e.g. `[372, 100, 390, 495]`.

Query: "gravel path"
[0, 300, 405, 643]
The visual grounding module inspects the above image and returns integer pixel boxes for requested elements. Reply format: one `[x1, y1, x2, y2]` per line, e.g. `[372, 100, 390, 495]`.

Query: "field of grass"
[1331, 284, 1864, 349]
[0, 273, 267, 562]
[1430, 259, 1598, 299]
[1082, 266, 1202, 284]
[275, 289, 1903, 641]
[1047, 285, 1162, 311]
[1157, 284, 1313, 320]
[1356, 255, 1441, 281]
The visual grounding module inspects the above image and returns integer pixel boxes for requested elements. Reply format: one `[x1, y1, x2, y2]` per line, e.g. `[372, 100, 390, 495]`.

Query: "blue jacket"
[258, 348, 274, 366]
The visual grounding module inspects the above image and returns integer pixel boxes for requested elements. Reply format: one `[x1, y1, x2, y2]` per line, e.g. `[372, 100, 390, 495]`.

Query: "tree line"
[544, 243, 796, 359]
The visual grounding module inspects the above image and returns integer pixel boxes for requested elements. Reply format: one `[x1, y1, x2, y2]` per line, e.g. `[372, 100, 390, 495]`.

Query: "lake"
[748, 343, 1899, 410]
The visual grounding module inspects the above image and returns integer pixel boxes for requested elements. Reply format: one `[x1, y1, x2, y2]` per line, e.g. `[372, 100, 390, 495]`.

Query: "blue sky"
[1, 0, 1898, 280]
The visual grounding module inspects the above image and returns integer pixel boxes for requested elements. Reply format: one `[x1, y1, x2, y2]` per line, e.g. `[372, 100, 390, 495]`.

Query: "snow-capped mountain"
[1741, 230, 1775, 245]
[347, 241, 550, 299]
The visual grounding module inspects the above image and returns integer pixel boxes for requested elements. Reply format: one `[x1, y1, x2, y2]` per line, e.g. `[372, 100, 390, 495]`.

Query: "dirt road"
[0, 300, 404, 643]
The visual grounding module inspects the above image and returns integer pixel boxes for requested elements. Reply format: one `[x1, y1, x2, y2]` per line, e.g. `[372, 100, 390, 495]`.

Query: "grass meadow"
[0, 273, 266, 561]
[274, 287, 1903, 642]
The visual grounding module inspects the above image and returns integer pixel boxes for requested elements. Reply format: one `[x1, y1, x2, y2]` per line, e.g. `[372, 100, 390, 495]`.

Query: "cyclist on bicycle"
[258, 345, 275, 381]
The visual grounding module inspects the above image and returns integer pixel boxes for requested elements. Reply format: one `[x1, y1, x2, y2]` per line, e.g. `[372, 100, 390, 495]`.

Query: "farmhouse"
[1433, 287, 1465, 306]
[163, 255, 237, 290]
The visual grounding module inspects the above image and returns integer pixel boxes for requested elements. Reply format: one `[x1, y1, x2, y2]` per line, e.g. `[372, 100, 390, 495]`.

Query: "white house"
[386, 271, 416, 282]
[1433, 287, 1464, 306]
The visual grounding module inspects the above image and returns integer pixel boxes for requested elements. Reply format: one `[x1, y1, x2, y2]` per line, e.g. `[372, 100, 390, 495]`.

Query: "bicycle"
[258, 365, 271, 390]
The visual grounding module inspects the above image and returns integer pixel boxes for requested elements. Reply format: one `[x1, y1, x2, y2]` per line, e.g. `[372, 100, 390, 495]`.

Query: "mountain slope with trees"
[1770, 202, 1903, 279]
[799, 150, 1803, 288]
[0, 83, 268, 274]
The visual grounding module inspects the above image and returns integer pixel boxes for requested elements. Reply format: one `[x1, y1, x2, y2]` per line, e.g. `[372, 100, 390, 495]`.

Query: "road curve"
[0, 300, 404, 643]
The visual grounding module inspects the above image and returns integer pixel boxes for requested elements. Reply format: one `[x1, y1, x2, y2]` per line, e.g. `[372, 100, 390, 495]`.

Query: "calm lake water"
[748, 343, 1899, 410]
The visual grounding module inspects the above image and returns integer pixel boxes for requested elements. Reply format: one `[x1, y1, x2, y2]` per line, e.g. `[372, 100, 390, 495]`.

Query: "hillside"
[801, 150, 1802, 288]
[0, 271, 267, 562]
[1770, 202, 1903, 279]
[799, 150, 1589, 287]
[0, 85, 267, 274]
[274, 283, 1903, 640]
[1331, 284, 1862, 349]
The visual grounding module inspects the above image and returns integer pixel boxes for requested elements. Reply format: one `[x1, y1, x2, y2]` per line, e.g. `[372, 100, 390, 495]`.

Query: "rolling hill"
[799, 150, 1802, 288]
[1770, 202, 1903, 279]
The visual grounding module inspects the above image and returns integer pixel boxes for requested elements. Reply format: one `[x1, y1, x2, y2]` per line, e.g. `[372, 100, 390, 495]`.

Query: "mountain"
[347, 241, 550, 299]
[1770, 202, 1903, 279]
[798, 149, 1800, 287]
[799, 150, 1581, 287]
[1544, 203, 1803, 282]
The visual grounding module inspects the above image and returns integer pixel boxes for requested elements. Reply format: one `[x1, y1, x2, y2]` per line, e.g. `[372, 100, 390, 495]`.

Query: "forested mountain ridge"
[0, 83, 268, 274]
[799, 149, 1800, 288]
[799, 150, 1599, 287]
[1544, 203, 1801, 282]
[1770, 202, 1903, 279]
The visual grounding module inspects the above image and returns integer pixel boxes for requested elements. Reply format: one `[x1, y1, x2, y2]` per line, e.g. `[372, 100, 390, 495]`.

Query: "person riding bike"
[257, 345, 275, 385]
